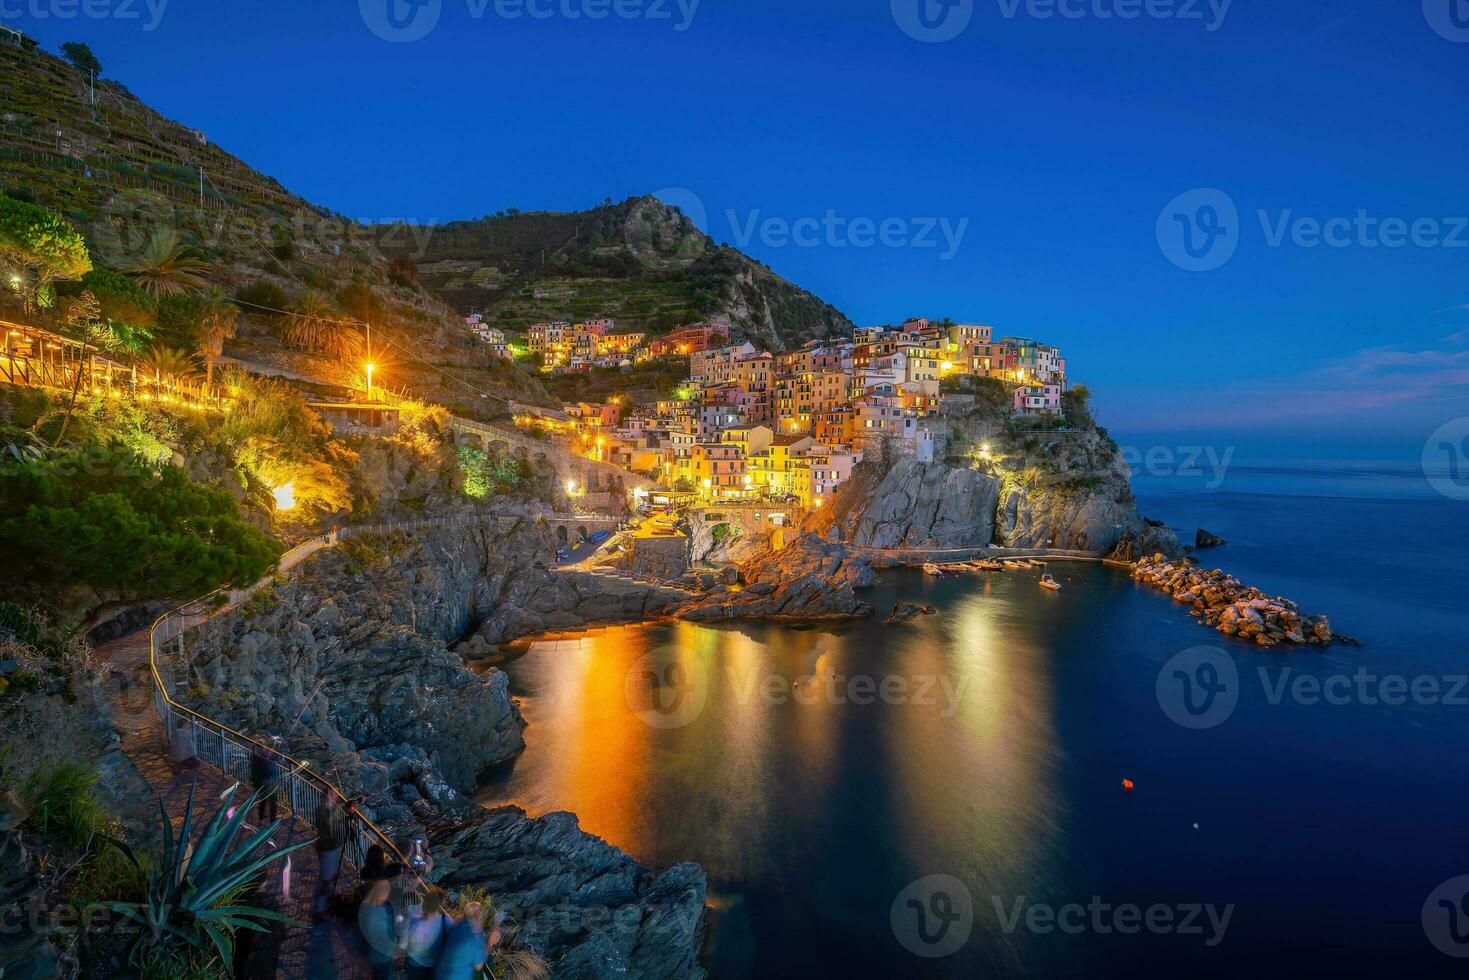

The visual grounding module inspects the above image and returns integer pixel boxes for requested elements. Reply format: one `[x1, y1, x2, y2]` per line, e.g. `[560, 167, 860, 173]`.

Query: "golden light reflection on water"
[483, 571, 1065, 897]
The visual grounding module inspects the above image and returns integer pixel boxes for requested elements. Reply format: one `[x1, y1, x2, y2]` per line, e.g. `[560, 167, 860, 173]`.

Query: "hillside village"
[494, 314, 1070, 511]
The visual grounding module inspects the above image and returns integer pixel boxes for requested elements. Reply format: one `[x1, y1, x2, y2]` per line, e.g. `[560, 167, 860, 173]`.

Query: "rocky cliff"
[676, 534, 877, 621]
[808, 402, 1183, 557]
[178, 517, 708, 975]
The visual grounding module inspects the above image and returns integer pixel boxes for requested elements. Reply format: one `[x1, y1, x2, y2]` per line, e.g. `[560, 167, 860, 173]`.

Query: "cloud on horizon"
[1104, 327, 1469, 441]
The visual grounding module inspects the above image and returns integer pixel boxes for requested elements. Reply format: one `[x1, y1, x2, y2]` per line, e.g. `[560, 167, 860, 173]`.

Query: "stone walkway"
[93, 630, 371, 979]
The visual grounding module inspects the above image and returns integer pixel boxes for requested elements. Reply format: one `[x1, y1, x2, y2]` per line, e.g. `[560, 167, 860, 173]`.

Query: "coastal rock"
[431, 805, 707, 980]
[809, 457, 1000, 549]
[677, 534, 875, 621]
[180, 516, 710, 976]
[884, 601, 935, 625]
[1131, 554, 1343, 648]
[1195, 528, 1227, 549]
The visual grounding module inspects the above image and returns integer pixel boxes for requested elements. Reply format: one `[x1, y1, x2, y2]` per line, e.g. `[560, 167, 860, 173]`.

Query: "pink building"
[1013, 384, 1062, 415]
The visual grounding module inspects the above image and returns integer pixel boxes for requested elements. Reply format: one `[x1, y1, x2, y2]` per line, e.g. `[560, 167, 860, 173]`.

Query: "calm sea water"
[480, 463, 1469, 978]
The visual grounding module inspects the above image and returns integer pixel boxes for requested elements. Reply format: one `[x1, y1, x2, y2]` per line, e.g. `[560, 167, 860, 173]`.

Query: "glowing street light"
[365, 362, 376, 400]
[272, 482, 297, 511]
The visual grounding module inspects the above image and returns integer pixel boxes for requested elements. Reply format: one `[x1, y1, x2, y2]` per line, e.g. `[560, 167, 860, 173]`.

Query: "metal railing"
[146, 512, 502, 879]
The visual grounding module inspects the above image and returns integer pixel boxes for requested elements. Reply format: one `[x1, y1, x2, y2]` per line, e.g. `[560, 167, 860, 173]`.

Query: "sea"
[479, 459, 1469, 978]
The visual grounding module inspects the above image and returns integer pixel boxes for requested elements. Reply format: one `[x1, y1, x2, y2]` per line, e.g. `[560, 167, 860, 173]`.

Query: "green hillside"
[0, 40, 556, 414]
[374, 196, 857, 353]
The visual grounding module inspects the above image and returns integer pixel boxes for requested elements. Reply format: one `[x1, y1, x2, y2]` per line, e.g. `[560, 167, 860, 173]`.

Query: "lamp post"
[365, 362, 376, 401]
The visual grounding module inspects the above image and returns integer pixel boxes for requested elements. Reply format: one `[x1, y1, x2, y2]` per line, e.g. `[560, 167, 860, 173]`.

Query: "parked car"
[556, 549, 570, 561]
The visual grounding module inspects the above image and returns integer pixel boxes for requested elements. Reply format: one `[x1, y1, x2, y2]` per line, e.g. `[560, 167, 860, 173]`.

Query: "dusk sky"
[13, 0, 1468, 457]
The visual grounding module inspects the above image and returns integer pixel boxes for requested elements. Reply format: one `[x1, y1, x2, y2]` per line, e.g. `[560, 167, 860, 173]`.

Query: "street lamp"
[365, 362, 376, 400]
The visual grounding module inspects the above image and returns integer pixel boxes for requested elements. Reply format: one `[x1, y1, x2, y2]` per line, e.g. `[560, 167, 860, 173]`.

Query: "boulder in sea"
[1196, 528, 1227, 549]
[885, 601, 936, 625]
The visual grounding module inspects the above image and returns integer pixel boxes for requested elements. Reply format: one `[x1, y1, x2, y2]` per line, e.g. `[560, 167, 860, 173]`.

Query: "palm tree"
[283, 291, 363, 360]
[122, 228, 210, 298]
[142, 345, 200, 388]
[195, 288, 237, 386]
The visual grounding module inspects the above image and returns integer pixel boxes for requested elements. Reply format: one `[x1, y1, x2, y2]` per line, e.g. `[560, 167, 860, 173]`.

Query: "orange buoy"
[1121, 778, 1135, 792]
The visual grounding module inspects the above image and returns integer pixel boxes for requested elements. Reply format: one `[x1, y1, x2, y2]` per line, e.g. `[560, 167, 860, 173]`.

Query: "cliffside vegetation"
[0, 42, 557, 416]
[374, 196, 856, 352]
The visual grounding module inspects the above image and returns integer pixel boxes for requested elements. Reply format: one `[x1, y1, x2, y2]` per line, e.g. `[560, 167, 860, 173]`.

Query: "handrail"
[145, 512, 498, 881]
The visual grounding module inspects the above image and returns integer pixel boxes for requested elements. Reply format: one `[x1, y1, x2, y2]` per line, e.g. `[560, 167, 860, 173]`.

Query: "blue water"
[483, 464, 1469, 977]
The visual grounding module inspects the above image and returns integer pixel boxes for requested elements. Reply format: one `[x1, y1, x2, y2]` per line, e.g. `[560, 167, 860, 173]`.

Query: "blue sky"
[12, 0, 1469, 458]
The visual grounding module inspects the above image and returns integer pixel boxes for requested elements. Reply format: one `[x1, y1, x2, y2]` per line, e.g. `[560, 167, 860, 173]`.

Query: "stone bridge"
[449, 416, 654, 504]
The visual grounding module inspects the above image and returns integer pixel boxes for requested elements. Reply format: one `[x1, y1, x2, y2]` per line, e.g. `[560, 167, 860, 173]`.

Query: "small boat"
[922, 563, 946, 577]
[1039, 574, 1062, 591]
[972, 560, 1004, 571]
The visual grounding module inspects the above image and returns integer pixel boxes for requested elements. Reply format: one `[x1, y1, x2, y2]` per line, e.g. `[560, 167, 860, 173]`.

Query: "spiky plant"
[143, 345, 200, 387]
[121, 228, 210, 298]
[282, 290, 363, 361]
[104, 783, 305, 969]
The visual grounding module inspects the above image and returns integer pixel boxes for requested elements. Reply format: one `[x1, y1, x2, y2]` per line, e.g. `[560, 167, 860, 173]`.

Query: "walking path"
[94, 632, 370, 978]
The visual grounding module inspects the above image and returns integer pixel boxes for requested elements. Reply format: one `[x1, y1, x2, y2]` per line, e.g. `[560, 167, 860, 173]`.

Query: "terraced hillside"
[0, 41, 557, 414]
[373, 196, 857, 353]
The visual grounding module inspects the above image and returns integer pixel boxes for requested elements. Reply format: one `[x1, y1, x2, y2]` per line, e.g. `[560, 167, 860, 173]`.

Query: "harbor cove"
[2, 7, 1466, 979]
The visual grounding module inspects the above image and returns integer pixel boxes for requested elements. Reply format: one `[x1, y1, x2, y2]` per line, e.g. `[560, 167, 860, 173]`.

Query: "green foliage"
[59, 268, 157, 338]
[20, 760, 108, 849]
[232, 280, 288, 316]
[0, 192, 92, 285]
[0, 447, 282, 608]
[458, 444, 530, 499]
[1061, 385, 1094, 428]
[121, 228, 208, 299]
[155, 291, 207, 350]
[104, 783, 304, 971]
[216, 370, 354, 513]
[60, 41, 102, 77]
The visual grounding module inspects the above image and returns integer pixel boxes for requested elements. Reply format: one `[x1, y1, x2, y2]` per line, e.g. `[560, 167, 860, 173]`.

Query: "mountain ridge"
[373, 195, 858, 352]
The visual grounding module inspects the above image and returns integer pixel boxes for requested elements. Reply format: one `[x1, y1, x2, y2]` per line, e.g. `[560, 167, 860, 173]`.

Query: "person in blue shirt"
[435, 901, 499, 980]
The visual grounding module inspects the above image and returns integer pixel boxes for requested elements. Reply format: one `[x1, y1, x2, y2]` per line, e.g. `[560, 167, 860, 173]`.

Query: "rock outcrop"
[180, 515, 708, 975]
[1131, 554, 1346, 647]
[884, 601, 935, 625]
[432, 806, 707, 980]
[677, 534, 876, 621]
[814, 458, 1000, 548]
[1195, 528, 1227, 549]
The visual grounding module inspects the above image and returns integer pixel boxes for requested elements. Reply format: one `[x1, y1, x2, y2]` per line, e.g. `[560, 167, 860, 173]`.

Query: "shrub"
[232, 280, 288, 317]
[21, 760, 108, 849]
[0, 448, 283, 614]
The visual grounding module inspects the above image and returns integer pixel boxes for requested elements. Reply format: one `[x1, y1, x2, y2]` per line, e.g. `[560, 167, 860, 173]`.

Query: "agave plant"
[104, 783, 305, 969]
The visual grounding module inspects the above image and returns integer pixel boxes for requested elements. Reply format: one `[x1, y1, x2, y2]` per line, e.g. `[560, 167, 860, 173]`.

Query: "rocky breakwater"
[677, 534, 877, 621]
[1132, 554, 1348, 647]
[180, 516, 708, 976]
